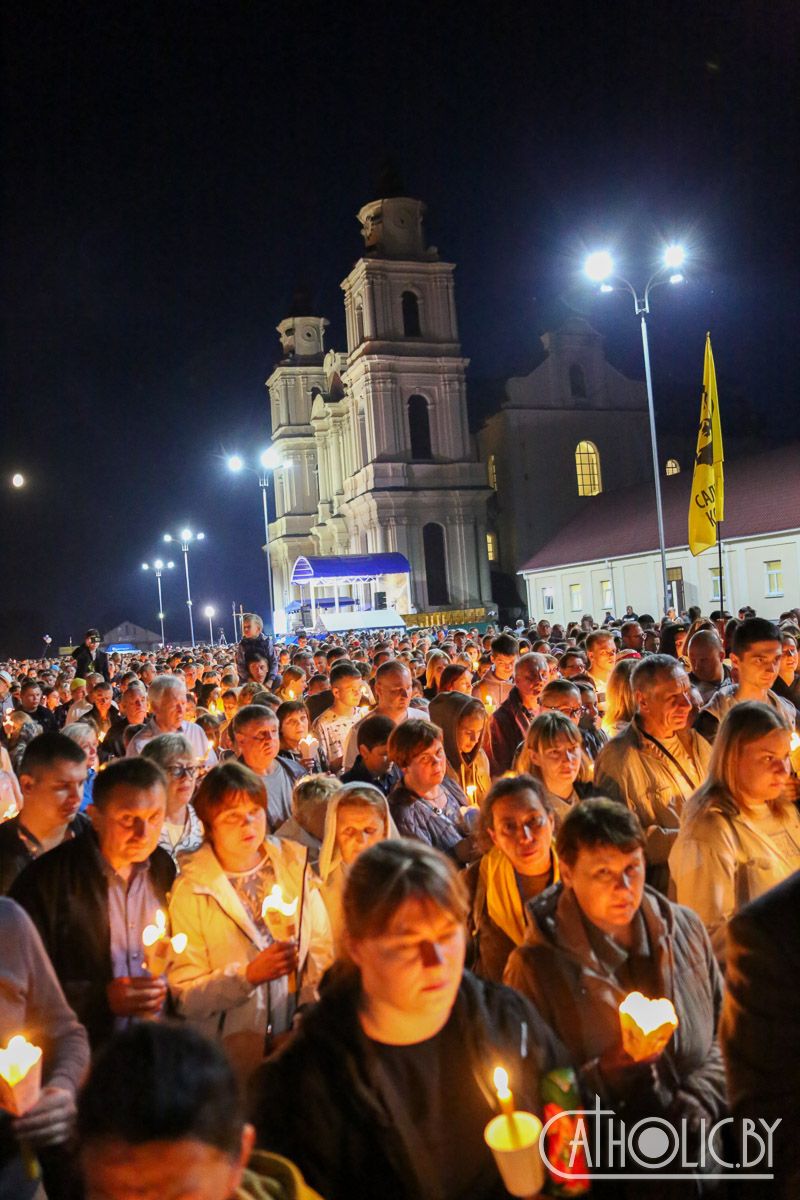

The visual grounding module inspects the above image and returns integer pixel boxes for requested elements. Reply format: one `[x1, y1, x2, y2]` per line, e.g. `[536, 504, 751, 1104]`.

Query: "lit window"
[601, 579, 613, 609]
[665, 458, 681, 476]
[570, 583, 582, 611]
[766, 560, 783, 597]
[542, 587, 555, 614]
[487, 454, 498, 490]
[486, 532, 498, 562]
[709, 567, 724, 603]
[575, 441, 602, 496]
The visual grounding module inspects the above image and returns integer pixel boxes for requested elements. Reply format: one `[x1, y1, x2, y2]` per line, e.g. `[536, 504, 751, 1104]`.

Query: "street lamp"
[584, 244, 686, 615]
[142, 559, 175, 646]
[163, 529, 206, 647]
[11, 473, 25, 489]
[226, 448, 287, 636]
[203, 605, 216, 645]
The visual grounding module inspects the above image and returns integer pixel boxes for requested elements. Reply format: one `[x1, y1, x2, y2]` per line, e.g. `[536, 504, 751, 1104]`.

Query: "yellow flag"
[688, 333, 725, 556]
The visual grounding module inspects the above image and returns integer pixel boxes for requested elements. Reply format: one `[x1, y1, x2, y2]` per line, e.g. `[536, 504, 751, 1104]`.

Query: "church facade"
[266, 190, 492, 630]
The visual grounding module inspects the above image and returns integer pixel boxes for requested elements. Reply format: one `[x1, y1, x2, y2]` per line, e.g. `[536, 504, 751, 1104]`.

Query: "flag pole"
[717, 522, 725, 613]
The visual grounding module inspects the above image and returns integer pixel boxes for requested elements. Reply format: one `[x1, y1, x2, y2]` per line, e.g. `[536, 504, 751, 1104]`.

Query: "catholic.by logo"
[541, 1097, 780, 1182]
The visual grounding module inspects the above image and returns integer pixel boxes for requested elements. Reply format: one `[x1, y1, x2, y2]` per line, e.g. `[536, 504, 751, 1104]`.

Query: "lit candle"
[142, 908, 189, 974]
[0, 1035, 43, 1180]
[287, 688, 296, 700]
[790, 731, 800, 773]
[466, 784, 477, 805]
[484, 694, 494, 714]
[619, 991, 678, 1062]
[261, 885, 300, 992]
[484, 1065, 544, 1196]
[298, 734, 319, 759]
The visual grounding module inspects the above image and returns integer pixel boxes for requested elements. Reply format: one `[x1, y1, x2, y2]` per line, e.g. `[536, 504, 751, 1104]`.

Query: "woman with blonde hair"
[423, 649, 451, 700]
[602, 657, 638, 737]
[516, 711, 594, 829]
[671, 700, 800, 961]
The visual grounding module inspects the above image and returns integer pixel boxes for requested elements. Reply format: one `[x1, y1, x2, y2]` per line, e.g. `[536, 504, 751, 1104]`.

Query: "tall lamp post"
[584, 244, 686, 616]
[203, 605, 216, 645]
[163, 528, 205, 647]
[227, 448, 287, 636]
[141, 558, 175, 646]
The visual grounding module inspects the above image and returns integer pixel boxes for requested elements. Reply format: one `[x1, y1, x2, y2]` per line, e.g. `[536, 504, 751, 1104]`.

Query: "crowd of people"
[1, 601, 800, 1199]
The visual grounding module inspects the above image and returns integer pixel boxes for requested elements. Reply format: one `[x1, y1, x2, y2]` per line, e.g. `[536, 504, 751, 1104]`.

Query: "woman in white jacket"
[670, 700, 800, 962]
[167, 761, 333, 1083]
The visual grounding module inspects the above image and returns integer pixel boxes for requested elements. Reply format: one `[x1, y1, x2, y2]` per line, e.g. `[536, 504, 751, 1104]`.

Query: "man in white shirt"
[342, 661, 415, 770]
[312, 662, 364, 772]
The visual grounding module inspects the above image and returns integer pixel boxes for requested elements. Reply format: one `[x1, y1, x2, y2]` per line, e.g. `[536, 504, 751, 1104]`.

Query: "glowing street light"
[583, 242, 690, 614]
[11, 473, 25, 489]
[226, 448, 288, 635]
[141, 559, 175, 646]
[203, 605, 216, 645]
[162, 529, 206, 647]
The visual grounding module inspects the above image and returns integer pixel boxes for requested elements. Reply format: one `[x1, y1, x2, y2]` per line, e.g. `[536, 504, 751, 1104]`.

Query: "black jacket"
[340, 756, 400, 795]
[0, 812, 92, 897]
[250, 967, 565, 1200]
[721, 871, 800, 1200]
[488, 688, 534, 775]
[71, 644, 110, 681]
[10, 830, 175, 1048]
[235, 633, 278, 687]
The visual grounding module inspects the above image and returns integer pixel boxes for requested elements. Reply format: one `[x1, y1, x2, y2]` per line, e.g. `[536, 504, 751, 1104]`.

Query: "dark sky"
[2, 0, 798, 654]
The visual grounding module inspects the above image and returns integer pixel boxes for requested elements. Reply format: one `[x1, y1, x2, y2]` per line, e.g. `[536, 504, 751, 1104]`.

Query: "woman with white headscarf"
[317, 782, 398, 952]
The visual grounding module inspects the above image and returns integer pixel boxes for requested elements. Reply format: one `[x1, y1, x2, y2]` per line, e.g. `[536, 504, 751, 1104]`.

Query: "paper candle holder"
[0, 1036, 42, 1117]
[619, 991, 678, 1062]
[142, 908, 189, 975]
[261, 885, 298, 943]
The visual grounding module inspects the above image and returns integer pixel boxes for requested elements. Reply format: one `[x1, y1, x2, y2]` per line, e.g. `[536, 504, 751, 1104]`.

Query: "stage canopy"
[290, 552, 411, 585]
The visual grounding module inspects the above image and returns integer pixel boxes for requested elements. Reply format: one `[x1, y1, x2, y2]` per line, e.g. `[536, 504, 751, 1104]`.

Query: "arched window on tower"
[402, 290, 422, 337]
[408, 395, 433, 460]
[569, 363, 588, 399]
[575, 441, 602, 496]
[354, 301, 365, 345]
[665, 458, 681, 476]
[423, 523, 449, 606]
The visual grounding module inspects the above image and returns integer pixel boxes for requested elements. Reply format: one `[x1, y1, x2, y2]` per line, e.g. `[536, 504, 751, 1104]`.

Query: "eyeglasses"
[541, 703, 584, 719]
[167, 765, 200, 779]
[497, 815, 549, 838]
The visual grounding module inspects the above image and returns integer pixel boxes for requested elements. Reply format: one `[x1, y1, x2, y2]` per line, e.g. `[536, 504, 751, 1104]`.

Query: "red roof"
[519, 444, 800, 573]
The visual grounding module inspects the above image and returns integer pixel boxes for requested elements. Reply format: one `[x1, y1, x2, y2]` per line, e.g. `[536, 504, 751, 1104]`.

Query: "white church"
[266, 185, 493, 632]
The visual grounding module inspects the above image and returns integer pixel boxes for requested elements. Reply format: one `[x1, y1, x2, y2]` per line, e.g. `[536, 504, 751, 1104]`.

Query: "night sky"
[2, 0, 798, 655]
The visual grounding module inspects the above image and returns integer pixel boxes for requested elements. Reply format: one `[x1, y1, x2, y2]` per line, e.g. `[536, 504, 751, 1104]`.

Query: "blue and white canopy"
[290, 553, 411, 586]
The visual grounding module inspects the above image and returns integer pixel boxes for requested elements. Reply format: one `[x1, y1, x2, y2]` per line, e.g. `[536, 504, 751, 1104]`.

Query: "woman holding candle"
[251, 839, 564, 1200]
[429, 692, 491, 806]
[505, 799, 727, 1188]
[670, 700, 800, 962]
[387, 719, 479, 864]
[466, 775, 558, 983]
[276, 700, 325, 773]
[166, 762, 333, 1082]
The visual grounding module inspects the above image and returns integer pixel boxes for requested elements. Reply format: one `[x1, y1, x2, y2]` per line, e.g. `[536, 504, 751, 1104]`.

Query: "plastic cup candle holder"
[619, 991, 678, 1062]
[261, 885, 298, 943]
[484, 1066, 545, 1197]
[142, 908, 189, 975]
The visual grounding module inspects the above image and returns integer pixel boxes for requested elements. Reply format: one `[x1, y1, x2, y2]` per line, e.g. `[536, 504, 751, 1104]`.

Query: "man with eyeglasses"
[71, 628, 110, 682]
[695, 617, 796, 743]
[231, 705, 304, 828]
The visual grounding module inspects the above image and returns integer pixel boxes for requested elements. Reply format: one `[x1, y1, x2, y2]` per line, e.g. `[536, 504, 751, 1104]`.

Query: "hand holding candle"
[0, 1036, 43, 1180]
[261, 885, 298, 943]
[619, 991, 678, 1062]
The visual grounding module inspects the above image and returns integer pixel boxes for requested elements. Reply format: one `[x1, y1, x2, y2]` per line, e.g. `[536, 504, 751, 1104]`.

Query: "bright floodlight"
[196, 531, 205, 541]
[600, 283, 614, 293]
[167, 560, 175, 569]
[11, 473, 24, 488]
[142, 562, 149, 571]
[180, 528, 193, 541]
[154, 558, 164, 569]
[669, 272, 685, 285]
[663, 244, 685, 269]
[204, 605, 215, 618]
[259, 447, 282, 471]
[584, 250, 614, 282]
[227, 454, 244, 472]
[163, 533, 172, 543]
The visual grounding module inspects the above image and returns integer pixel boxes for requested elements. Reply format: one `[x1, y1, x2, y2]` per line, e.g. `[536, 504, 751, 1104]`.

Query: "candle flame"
[619, 991, 678, 1035]
[493, 1066, 510, 1099]
[170, 932, 188, 955]
[0, 1036, 42, 1087]
[261, 884, 298, 920]
[790, 732, 800, 751]
[142, 909, 167, 947]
